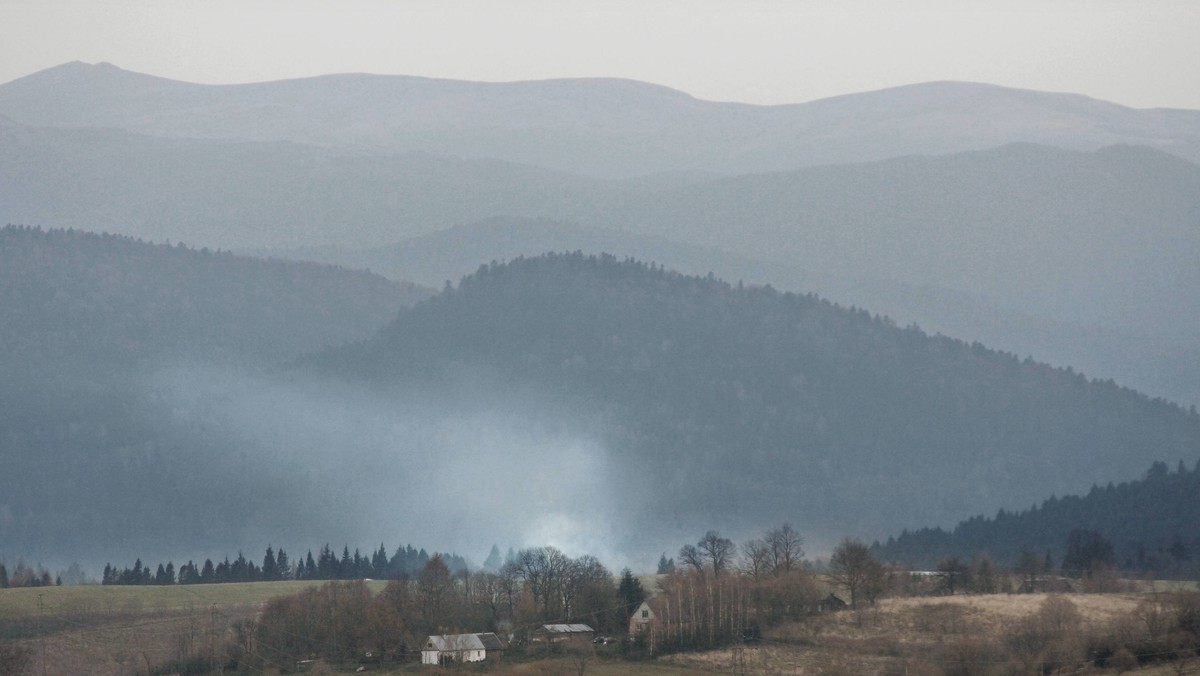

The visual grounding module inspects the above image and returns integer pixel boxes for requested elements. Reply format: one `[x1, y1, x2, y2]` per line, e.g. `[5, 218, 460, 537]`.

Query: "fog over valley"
[148, 363, 625, 566]
[1, 60, 1198, 583]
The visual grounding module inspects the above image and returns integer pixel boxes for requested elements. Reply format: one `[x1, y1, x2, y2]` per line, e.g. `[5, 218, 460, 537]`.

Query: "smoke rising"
[148, 362, 626, 567]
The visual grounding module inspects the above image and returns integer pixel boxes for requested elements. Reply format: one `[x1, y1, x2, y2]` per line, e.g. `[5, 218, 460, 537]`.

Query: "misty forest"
[1, 60, 1200, 674]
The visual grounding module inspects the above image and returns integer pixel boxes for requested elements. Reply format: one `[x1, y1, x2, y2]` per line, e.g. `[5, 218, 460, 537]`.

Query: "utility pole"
[210, 603, 218, 674]
[37, 593, 46, 676]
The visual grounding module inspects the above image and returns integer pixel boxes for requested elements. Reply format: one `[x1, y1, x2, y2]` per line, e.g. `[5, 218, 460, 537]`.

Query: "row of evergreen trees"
[0, 562, 55, 588]
[872, 459, 1200, 576]
[101, 543, 469, 586]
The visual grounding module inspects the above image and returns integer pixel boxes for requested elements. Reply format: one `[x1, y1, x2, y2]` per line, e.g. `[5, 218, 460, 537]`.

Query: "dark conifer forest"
[872, 460, 1200, 576]
[316, 253, 1200, 550]
[0, 226, 429, 565]
[2, 232, 1198, 568]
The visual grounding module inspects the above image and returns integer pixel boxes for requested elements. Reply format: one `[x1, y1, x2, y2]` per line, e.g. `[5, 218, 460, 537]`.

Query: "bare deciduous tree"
[828, 538, 883, 608]
[766, 523, 804, 575]
[741, 539, 771, 580]
[679, 544, 705, 575]
[698, 531, 734, 577]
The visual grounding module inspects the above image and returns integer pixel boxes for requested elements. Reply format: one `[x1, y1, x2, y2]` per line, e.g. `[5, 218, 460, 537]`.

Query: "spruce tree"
[262, 546, 278, 581]
[276, 549, 291, 580]
[617, 568, 646, 617]
[483, 544, 503, 572]
[657, 553, 674, 574]
[372, 544, 388, 578]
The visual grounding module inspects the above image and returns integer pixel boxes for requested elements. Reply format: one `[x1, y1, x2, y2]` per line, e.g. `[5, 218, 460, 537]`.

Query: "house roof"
[424, 633, 504, 652]
[539, 623, 594, 633]
[477, 633, 505, 650]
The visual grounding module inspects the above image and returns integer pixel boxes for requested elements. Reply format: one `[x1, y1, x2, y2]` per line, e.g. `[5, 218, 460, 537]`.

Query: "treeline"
[142, 523, 1200, 674]
[0, 561, 56, 588]
[873, 459, 1200, 576]
[219, 531, 814, 670]
[649, 525, 825, 654]
[100, 543, 468, 586]
[222, 547, 638, 671]
[198, 524, 837, 671]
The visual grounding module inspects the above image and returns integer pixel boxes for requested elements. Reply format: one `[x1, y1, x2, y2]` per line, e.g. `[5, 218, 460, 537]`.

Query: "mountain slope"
[245, 141, 1200, 407]
[0, 123, 612, 249]
[315, 254, 1200, 552]
[0, 225, 430, 365]
[597, 143, 1200, 340]
[3, 62, 1198, 175]
[872, 461, 1200, 575]
[0, 227, 432, 566]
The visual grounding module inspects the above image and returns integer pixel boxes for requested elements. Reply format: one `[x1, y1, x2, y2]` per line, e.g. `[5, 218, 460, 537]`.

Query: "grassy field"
[657, 592, 1194, 675]
[3, 584, 1197, 674]
[0, 579, 389, 621]
[0, 580, 390, 675]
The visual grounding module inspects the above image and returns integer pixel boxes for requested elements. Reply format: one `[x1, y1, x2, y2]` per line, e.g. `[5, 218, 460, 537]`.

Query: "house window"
[642, 610, 649, 618]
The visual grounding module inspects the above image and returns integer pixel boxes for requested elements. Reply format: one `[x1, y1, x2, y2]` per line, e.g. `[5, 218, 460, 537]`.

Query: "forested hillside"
[9, 114, 1197, 405]
[316, 254, 1200, 549]
[5, 66, 1200, 408]
[872, 460, 1200, 576]
[0, 226, 430, 565]
[0, 225, 428, 365]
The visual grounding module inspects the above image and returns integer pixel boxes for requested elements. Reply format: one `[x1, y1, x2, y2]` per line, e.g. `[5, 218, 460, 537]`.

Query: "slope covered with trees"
[8, 114, 1198, 406]
[0, 225, 429, 365]
[872, 460, 1200, 576]
[316, 253, 1200, 549]
[0, 226, 430, 565]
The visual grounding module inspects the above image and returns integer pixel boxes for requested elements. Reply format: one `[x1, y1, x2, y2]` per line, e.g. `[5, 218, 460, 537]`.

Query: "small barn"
[421, 632, 504, 666]
[628, 600, 657, 635]
[534, 623, 594, 645]
[819, 592, 848, 612]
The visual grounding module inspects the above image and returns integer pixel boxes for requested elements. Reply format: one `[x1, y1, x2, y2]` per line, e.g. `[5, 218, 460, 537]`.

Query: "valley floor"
[3, 585, 1198, 674]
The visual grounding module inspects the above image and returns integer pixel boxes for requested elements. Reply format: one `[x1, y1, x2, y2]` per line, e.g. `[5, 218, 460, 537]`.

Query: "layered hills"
[7, 244, 1196, 567]
[4, 66, 1197, 408]
[4, 62, 1200, 568]
[3, 62, 1199, 175]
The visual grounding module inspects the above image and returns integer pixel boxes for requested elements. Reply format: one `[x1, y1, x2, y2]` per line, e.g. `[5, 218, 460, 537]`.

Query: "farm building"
[534, 623, 594, 645]
[421, 632, 504, 665]
[819, 592, 848, 612]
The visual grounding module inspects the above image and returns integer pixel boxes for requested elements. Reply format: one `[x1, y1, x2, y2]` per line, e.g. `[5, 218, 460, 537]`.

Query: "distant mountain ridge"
[5, 109, 1199, 404]
[3, 61, 1198, 175]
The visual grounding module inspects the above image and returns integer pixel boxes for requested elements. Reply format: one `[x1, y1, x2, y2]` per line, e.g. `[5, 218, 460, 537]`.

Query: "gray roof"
[539, 623, 594, 634]
[424, 633, 504, 652]
[477, 633, 505, 650]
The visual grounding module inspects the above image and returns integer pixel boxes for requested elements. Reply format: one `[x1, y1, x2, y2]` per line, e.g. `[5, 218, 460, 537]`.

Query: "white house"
[421, 632, 504, 666]
[628, 600, 656, 635]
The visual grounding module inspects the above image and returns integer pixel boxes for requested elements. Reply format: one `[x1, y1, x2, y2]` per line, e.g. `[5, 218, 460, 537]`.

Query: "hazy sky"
[3, 0, 1199, 108]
